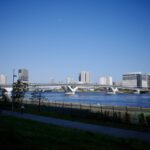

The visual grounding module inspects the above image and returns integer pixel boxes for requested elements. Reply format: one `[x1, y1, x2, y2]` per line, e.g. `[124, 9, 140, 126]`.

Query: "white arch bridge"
[1, 83, 150, 95]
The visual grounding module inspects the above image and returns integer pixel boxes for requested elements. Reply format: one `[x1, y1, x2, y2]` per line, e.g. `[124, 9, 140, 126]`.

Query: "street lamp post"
[38, 88, 42, 112]
[12, 69, 17, 112]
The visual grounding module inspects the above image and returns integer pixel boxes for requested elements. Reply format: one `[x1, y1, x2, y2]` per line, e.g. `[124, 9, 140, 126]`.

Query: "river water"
[25, 92, 150, 108]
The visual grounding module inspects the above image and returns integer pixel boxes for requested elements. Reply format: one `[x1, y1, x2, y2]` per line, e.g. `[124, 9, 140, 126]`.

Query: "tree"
[31, 88, 45, 112]
[12, 80, 28, 105]
[138, 113, 145, 126]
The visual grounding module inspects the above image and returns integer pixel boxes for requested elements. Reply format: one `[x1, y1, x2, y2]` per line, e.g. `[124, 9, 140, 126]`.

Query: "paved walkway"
[1, 110, 150, 142]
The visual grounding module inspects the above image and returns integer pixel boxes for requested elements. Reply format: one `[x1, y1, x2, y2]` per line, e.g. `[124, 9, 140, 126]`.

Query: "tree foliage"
[12, 80, 28, 103]
[31, 88, 44, 112]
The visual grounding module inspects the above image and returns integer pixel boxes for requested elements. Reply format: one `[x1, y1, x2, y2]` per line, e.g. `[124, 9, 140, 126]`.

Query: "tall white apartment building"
[99, 76, 113, 86]
[18, 69, 29, 83]
[79, 71, 91, 84]
[0, 74, 7, 85]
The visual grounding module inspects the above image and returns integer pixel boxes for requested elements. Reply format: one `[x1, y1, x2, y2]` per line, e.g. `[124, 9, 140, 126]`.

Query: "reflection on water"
[24, 92, 150, 108]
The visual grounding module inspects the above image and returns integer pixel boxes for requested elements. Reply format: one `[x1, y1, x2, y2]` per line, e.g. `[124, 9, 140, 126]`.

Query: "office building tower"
[79, 71, 91, 84]
[0, 74, 7, 85]
[99, 76, 113, 86]
[18, 69, 29, 83]
[122, 72, 150, 88]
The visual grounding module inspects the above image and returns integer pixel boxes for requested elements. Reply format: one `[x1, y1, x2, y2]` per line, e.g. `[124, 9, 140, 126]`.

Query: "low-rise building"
[122, 72, 150, 88]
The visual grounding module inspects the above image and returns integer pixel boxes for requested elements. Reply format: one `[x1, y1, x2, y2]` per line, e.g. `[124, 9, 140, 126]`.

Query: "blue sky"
[0, 0, 150, 83]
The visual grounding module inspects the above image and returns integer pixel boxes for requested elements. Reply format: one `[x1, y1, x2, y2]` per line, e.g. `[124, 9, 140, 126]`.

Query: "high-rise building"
[18, 69, 29, 83]
[79, 71, 91, 84]
[122, 72, 150, 88]
[99, 76, 113, 86]
[0, 74, 7, 85]
[79, 72, 85, 83]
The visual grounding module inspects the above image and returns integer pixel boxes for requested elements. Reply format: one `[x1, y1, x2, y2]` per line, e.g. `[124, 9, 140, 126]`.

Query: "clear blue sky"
[0, 0, 150, 83]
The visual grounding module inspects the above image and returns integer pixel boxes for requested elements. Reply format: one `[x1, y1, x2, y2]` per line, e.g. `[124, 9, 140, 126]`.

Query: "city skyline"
[0, 0, 150, 83]
[1, 68, 150, 86]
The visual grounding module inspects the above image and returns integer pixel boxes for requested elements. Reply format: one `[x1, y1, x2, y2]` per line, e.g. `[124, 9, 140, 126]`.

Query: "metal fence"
[23, 99, 150, 125]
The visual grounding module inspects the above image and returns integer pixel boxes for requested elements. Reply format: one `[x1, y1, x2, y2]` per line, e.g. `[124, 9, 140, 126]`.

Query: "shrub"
[113, 112, 122, 123]
[145, 115, 150, 126]
[124, 112, 130, 124]
[103, 111, 110, 121]
[138, 113, 145, 126]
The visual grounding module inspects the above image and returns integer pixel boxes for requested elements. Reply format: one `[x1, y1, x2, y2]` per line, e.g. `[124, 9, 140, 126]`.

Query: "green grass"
[0, 115, 150, 150]
[22, 104, 150, 133]
[1, 101, 150, 133]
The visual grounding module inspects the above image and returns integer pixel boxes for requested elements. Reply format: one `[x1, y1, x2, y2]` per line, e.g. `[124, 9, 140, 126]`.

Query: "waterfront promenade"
[1, 110, 150, 142]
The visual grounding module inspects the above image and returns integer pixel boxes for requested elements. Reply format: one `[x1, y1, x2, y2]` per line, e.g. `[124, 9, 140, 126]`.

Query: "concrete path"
[1, 110, 150, 142]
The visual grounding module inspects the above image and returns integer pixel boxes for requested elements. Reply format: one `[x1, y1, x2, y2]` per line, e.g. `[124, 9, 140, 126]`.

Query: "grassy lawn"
[0, 101, 150, 133]
[21, 104, 150, 133]
[0, 115, 150, 150]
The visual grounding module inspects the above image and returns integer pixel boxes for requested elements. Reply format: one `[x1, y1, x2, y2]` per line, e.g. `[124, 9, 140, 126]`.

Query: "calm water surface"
[25, 92, 150, 108]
